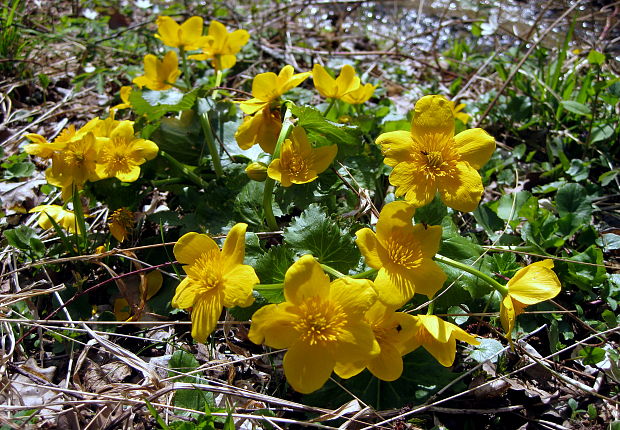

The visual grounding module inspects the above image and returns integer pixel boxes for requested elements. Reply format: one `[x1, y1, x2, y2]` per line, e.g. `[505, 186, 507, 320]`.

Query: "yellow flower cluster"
[24, 115, 159, 200]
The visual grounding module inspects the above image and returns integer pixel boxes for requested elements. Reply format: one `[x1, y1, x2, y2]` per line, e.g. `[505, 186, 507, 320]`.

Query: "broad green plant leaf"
[129, 88, 198, 121]
[560, 100, 591, 116]
[284, 203, 360, 273]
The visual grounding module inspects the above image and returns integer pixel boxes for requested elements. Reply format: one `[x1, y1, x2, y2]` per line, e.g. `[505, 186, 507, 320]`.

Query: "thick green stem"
[179, 47, 192, 89]
[324, 98, 336, 116]
[320, 264, 345, 279]
[351, 268, 378, 279]
[435, 254, 508, 296]
[262, 107, 295, 231]
[160, 151, 210, 189]
[198, 111, 224, 179]
[212, 67, 223, 99]
[255, 283, 284, 290]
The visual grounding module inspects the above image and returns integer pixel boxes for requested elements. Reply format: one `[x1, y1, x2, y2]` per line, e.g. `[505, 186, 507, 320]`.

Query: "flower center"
[293, 297, 347, 345]
[101, 139, 133, 174]
[64, 146, 86, 167]
[386, 239, 422, 269]
[415, 133, 459, 179]
[186, 249, 223, 294]
[285, 151, 308, 176]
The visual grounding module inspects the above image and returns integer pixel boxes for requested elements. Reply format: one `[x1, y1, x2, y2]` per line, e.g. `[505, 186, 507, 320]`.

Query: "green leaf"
[555, 183, 592, 219]
[473, 203, 504, 234]
[254, 245, 294, 285]
[563, 245, 606, 291]
[578, 346, 606, 365]
[4, 225, 39, 250]
[129, 88, 198, 121]
[560, 100, 591, 116]
[284, 204, 360, 273]
[169, 350, 213, 415]
[469, 338, 504, 363]
[414, 195, 447, 226]
[233, 181, 281, 229]
[290, 105, 362, 156]
[497, 191, 532, 221]
[590, 123, 615, 144]
[587, 50, 606, 65]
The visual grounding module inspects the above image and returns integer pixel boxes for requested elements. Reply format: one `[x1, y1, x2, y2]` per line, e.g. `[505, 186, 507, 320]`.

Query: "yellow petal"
[500, 294, 515, 339]
[411, 95, 454, 141]
[171, 277, 198, 309]
[228, 29, 250, 52]
[506, 260, 561, 305]
[331, 321, 381, 364]
[216, 54, 237, 70]
[329, 277, 377, 317]
[334, 64, 360, 96]
[115, 166, 141, 182]
[180, 16, 204, 47]
[333, 360, 366, 379]
[129, 138, 159, 161]
[312, 64, 336, 98]
[411, 224, 442, 257]
[248, 302, 298, 348]
[221, 223, 247, 271]
[235, 107, 281, 153]
[221, 265, 258, 307]
[283, 342, 335, 394]
[156, 16, 179, 47]
[425, 336, 457, 367]
[405, 258, 447, 299]
[207, 20, 227, 40]
[453, 128, 495, 169]
[355, 228, 384, 269]
[251, 72, 279, 102]
[390, 162, 437, 208]
[311, 144, 338, 173]
[375, 201, 415, 243]
[239, 98, 269, 115]
[283, 255, 330, 304]
[342, 83, 376, 104]
[190, 291, 222, 343]
[376, 130, 414, 167]
[437, 161, 483, 212]
[368, 342, 404, 381]
[373, 267, 413, 307]
[174, 232, 219, 265]
[267, 158, 289, 185]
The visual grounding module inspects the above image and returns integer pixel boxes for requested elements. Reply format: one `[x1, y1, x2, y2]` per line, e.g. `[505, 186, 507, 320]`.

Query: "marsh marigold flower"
[108, 208, 134, 242]
[248, 255, 380, 394]
[342, 82, 377, 105]
[111, 86, 132, 111]
[133, 51, 181, 91]
[355, 201, 446, 307]
[188, 20, 250, 70]
[172, 224, 258, 343]
[235, 107, 282, 154]
[30, 205, 77, 233]
[155, 16, 209, 51]
[449, 100, 470, 124]
[405, 315, 479, 367]
[500, 260, 561, 343]
[312, 64, 360, 100]
[239, 65, 310, 115]
[245, 161, 268, 182]
[95, 121, 159, 182]
[335, 301, 417, 381]
[267, 126, 337, 187]
[377, 95, 495, 212]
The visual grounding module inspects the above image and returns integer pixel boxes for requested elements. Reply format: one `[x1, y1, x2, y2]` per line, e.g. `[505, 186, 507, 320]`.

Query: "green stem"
[320, 264, 345, 279]
[212, 66, 223, 99]
[198, 110, 224, 179]
[434, 254, 508, 296]
[426, 300, 435, 315]
[324, 98, 336, 116]
[482, 245, 540, 252]
[179, 47, 192, 89]
[351, 268, 378, 279]
[255, 283, 284, 290]
[262, 107, 295, 231]
[160, 151, 210, 189]
[71, 186, 88, 253]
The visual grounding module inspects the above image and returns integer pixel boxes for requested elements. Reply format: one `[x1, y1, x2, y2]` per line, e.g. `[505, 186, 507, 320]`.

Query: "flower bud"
[245, 161, 268, 182]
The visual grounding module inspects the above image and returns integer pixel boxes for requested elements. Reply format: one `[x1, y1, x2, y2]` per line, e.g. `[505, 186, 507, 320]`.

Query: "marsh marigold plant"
[155, 16, 209, 51]
[188, 20, 250, 70]
[377, 95, 495, 212]
[249, 255, 380, 394]
[171, 223, 258, 343]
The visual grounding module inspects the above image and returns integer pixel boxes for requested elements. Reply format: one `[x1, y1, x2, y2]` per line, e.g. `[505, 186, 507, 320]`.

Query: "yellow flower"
[111, 86, 132, 111]
[155, 16, 209, 51]
[376, 95, 495, 212]
[234, 107, 282, 154]
[267, 126, 337, 187]
[449, 100, 470, 124]
[95, 120, 159, 182]
[405, 314, 479, 367]
[30, 205, 77, 233]
[342, 83, 377, 105]
[245, 161, 268, 182]
[312, 64, 360, 100]
[248, 255, 380, 394]
[46, 131, 100, 199]
[108, 208, 134, 242]
[500, 260, 561, 343]
[239, 65, 311, 115]
[172, 224, 258, 343]
[355, 201, 446, 307]
[24, 117, 101, 159]
[188, 20, 250, 70]
[133, 51, 181, 91]
[335, 301, 417, 381]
